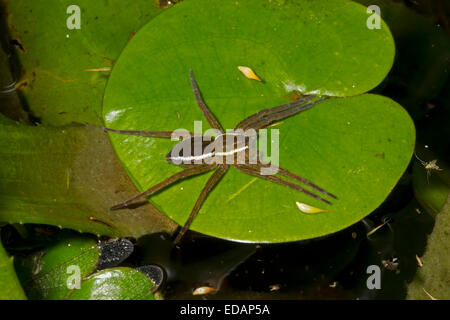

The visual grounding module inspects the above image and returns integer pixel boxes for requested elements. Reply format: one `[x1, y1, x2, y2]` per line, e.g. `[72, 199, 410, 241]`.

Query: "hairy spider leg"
[277, 167, 337, 199]
[110, 164, 215, 210]
[234, 95, 315, 130]
[189, 69, 224, 134]
[174, 165, 229, 244]
[235, 164, 332, 205]
[243, 97, 327, 130]
[103, 127, 199, 139]
[250, 163, 337, 199]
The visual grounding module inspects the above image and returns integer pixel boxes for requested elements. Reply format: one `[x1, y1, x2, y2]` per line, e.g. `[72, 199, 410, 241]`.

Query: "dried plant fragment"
[329, 282, 337, 288]
[238, 66, 262, 81]
[296, 202, 330, 214]
[192, 286, 217, 296]
[366, 218, 391, 237]
[416, 254, 423, 267]
[423, 288, 437, 300]
[84, 67, 111, 72]
[269, 284, 280, 292]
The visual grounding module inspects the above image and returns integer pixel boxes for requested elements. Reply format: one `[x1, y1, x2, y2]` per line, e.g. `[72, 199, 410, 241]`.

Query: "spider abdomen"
[166, 133, 254, 166]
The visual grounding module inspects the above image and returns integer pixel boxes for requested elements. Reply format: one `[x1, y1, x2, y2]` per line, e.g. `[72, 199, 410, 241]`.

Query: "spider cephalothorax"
[105, 70, 337, 243]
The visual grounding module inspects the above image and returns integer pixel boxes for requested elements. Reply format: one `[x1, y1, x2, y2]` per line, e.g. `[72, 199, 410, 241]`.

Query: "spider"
[105, 70, 337, 244]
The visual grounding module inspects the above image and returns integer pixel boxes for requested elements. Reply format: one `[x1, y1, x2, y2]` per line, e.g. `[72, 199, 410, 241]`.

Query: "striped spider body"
[166, 132, 253, 167]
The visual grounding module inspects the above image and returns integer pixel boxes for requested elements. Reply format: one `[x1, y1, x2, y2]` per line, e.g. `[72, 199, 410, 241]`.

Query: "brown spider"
[105, 70, 337, 244]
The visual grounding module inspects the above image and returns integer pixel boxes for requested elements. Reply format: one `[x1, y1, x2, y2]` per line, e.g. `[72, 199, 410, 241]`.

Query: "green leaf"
[0, 115, 176, 238]
[0, 237, 27, 300]
[68, 267, 156, 300]
[407, 194, 450, 300]
[14, 233, 99, 300]
[103, 0, 414, 242]
[7, 0, 164, 125]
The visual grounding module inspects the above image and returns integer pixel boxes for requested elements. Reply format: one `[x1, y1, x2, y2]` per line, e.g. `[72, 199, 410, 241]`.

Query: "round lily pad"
[69, 268, 155, 300]
[103, 0, 415, 242]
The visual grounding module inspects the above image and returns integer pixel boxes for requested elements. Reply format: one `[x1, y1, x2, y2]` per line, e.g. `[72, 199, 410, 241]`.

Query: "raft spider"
[105, 70, 337, 244]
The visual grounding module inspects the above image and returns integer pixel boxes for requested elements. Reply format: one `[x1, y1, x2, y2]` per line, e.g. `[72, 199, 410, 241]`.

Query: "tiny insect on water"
[414, 152, 443, 183]
[105, 69, 337, 244]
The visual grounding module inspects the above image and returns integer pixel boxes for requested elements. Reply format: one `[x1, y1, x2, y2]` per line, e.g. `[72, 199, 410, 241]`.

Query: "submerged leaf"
[0, 240, 26, 300]
[0, 116, 176, 237]
[68, 267, 156, 300]
[7, 0, 165, 125]
[14, 234, 100, 300]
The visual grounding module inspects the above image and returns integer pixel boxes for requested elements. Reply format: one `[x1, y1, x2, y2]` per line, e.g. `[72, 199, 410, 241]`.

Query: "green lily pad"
[68, 267, 156, 300]
[14, 234, 100, 300]
[0, 238, 26, 300]
[0, 115, 176, 238]
[7, 0, 164, 125]
[103, 0, 415, 242]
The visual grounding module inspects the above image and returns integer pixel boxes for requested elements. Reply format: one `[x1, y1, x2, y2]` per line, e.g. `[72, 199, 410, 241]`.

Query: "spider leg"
[104, 127, 197, 139]
[234, 95, 314, 130]
[189, 69, 224, 134]
[245, 97, 327, 130]
[275, 167, 337, 199]
[235, 164, 332, 205]
[110, 164, 215, 210]
[174, 165, 229, 244]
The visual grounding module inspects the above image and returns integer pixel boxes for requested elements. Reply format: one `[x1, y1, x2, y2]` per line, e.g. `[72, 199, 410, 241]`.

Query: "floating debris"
[84, 67, 111, 72]
[269, 284, 280, 292]
[89, 216, 114, 229]
[192, 286, 217, 296]
[296, 202, 330, 214]
[329, 281, 338, 288]
[382, 257, 399, 271]
[155, 0, 176, 9]
[423, 288, 437, 300]
[66, 168, 71, 190]
[238, 66, 262, 81]
[366, 218, 390, 237]
[416, 255, 423, 267]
